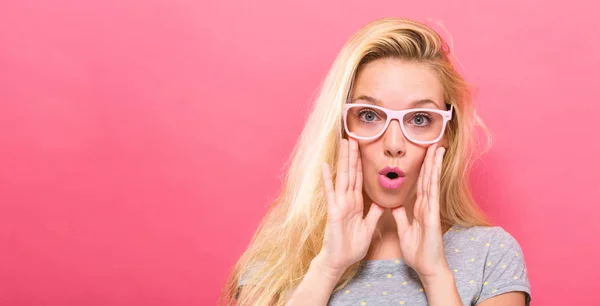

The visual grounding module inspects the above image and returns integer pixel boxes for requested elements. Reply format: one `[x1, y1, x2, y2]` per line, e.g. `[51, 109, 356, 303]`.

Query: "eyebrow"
[351, 95, 442, 109]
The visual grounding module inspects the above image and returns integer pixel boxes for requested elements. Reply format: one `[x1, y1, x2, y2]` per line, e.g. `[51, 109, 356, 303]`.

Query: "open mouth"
[386, 172, 399, 179]
[378, 166, 405, 189]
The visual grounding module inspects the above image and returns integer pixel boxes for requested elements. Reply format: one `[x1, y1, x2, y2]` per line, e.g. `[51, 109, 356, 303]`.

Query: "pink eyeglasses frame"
[343, 103, 454, 144]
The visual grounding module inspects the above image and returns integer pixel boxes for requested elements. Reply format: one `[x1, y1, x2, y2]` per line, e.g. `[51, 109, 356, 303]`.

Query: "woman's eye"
[359, 111, 378, 121]
[411, 114, 430, 125]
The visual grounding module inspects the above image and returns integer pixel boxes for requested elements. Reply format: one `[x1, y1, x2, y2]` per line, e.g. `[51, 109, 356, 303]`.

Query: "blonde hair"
[220, 17, 492, 306]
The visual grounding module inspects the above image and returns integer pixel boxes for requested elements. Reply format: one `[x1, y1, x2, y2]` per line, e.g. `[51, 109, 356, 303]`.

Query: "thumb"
[364, 203, 384, 234]
[391, 206, 410, 236]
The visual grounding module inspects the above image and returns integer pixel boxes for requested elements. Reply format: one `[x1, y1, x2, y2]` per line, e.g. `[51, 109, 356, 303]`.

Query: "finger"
[423, 143, 437, 199]
[321, 163, 337, 212]
[355, 147, 363, 191]
[413, 158, 426, 220]
[416, 155, 426, 199]
[354, 148, 364, 213]
[335, 139, 349, 195]
[428, 147, 445, 215]
[364, 203, 385, 235]
[348, 138, 358, 192]
[416, 144, 435, 217]
[391, 206, 410, 236]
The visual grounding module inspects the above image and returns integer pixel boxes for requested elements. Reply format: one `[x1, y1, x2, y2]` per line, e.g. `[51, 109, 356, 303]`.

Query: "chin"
[363, 182, 412, 208]
[376, 202, 402, 209]
[365, 186, 407, 208]
[376, 199, 405, 209]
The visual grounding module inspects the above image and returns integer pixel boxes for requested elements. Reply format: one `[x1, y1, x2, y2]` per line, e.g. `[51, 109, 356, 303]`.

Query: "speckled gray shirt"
[238, 224, 532, 305]
[327, 224, 531, 305]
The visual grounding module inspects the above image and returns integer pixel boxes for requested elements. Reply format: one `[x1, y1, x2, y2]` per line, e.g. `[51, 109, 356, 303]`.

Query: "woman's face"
[348, 58, 448, 209]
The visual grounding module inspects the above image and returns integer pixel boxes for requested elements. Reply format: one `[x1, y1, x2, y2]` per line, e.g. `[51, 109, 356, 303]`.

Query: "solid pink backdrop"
[1, 0, 599, 305]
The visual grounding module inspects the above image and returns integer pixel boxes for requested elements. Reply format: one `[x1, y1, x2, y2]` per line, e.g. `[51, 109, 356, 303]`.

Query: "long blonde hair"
[220, 17, 492, 306]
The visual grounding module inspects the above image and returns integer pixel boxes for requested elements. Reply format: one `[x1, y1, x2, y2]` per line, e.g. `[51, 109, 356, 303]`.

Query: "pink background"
[1, 0, 599, 305]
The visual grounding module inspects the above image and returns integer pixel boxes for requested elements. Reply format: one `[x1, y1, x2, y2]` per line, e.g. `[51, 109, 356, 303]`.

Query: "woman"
[220, 17, 532, 306]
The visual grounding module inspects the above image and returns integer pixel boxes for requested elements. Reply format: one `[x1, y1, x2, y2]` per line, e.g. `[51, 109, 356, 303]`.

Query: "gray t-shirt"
[238, 224, 532, 305]
[327, 224, 531, 305]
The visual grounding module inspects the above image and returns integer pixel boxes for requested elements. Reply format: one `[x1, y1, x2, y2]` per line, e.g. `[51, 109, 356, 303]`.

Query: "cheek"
[439, 132, 450, 149]
[357, 145, 377, 184]
[410, 157, 426, 181]
[357, 143, 376, 169]
[404, 146, 427, 188]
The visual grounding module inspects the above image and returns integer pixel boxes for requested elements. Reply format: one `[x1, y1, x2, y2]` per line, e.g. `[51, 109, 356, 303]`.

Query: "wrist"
[418, 266, 454, 289]
[419, 267, 462, 305]
[312, 253, 346, 281]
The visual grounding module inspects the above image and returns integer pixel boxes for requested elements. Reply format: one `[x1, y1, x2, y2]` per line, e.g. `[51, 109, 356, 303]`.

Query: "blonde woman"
[220, 17, 532, 306]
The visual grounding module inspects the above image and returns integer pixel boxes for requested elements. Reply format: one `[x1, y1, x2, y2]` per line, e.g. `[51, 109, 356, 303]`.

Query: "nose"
[383, 119, 407, 158]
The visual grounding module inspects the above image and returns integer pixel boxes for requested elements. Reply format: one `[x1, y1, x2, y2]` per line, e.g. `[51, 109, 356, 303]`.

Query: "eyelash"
[357, 109, 381, 122]
[410, 112, 433, 128]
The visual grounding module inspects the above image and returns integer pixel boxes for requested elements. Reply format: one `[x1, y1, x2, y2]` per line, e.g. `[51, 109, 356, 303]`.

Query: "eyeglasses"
[343, 103, 454, 144]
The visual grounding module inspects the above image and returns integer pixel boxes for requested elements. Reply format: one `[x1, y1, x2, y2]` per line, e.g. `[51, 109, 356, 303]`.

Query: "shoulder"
[474, 225, 525, 256]
[448, 224, 524, 248]
[447, 224, 532, 305]
[444, 224, 529, 267]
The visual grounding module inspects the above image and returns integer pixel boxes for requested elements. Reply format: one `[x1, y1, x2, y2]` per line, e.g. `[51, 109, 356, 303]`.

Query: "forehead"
[351, 58, 445, 109]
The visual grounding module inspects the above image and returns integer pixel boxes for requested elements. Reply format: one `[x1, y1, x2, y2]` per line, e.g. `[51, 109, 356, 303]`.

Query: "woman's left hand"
[391, 143, 449, 282]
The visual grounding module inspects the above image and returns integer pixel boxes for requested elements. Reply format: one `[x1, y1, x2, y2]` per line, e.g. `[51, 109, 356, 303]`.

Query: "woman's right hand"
[318, 138, 385, 275]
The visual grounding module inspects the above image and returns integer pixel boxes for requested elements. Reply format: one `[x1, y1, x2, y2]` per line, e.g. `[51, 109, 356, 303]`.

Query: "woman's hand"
[317, 138, 385, 275]
[391, 143, 449, 282]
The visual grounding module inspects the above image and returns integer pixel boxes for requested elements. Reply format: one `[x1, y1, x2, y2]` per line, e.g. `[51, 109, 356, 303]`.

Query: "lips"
[378, 166, 405, 189]
[379, 166, 405, 177]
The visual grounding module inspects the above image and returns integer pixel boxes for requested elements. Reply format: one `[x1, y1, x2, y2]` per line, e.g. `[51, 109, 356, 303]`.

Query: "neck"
[362, 196, 450, 261]
[363, 207, 403, 260]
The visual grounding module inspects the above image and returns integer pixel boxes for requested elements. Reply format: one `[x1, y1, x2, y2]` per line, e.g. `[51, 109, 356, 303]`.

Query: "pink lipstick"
[378, 166, 405, 189]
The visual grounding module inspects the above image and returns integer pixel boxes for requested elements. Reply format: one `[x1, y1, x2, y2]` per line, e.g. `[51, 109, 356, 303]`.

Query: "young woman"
[220, 17, 532, 306]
